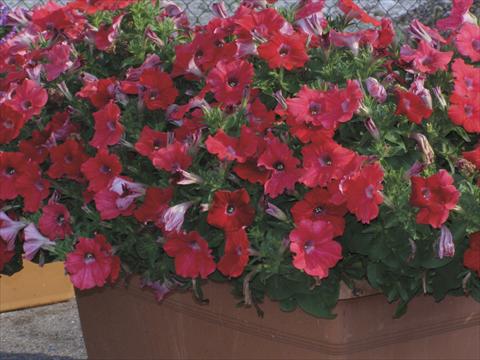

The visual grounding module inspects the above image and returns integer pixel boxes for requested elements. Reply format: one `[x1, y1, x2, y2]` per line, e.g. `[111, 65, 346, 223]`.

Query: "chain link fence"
[2, 0, 480, 26]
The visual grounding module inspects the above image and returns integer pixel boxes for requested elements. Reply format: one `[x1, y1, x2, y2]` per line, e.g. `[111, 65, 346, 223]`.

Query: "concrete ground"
[0, 300, 87, 359]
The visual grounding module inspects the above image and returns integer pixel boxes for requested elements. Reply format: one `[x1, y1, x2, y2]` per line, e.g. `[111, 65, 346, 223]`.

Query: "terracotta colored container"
[76, 277, 480, 360]
[0, 260, 74, 312]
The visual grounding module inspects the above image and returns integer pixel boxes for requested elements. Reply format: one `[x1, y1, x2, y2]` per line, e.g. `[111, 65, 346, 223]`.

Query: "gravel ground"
[0, 300, 87, 360]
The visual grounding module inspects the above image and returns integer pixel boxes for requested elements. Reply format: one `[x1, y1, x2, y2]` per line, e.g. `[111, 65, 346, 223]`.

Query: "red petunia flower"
[300, 140, 356, 188]
[0, 152, 29, 200]
[93, 14, 124, 51]
[291, 187, 348, 237]
[152, 141, 192, 173]
[257, 135, 301, 198]
[38, 203, 72, 240]
[289, 220, 342, 278]
[234, 7, 287, 41]
[233, 160, 271, 185]
[258, 32, 309, 70]
[206, 60, 253, 105]
[338, 0, 381, 27]
[395, 89, 433, 125]
[134, 126, 168, 159]
[344, 162, 384, 224]
[448, 93, 480, 133]
[451, 58, 480, 97]
[139, 68, 178, 111]
[18, 131, 50, 164]
[163, 231, 216, 279]
[400, 40, 453, 74]
[329, 29, 378, 55]
[81, 149, 122, 192]
[0, 103, 26, 145]
[65, 234, 120, 290]
[207, 189, 255, 231]
[134, 187, 173, 227]
[47, 139, 88, 180]
[205, 126, 258, 163]
[16, 163, 51, 213]
[436, 0, 475, 31]
[77, 77, 117, 109]
[410, 170, 460, 228]
[9, 79, 48, 120]
[286, 85, 328, 126]
[455, 23, 480, 62]
[324, 80, 363, 127]
[43, 42, 74, 81]
[94, 177, 146, 220]
[90, 101, 124, 148]
[246, 98, 276, 133]
[463, 232, 480, 276]
[218, 229, 250, 278]
[69, 0, 136, 14]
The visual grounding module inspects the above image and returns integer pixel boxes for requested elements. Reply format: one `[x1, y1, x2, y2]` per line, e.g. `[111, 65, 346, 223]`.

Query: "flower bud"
[437, 225, 455, 259]
[144, 26, 164, 47]
[363, 118, 380, 140]
[273, 90, 287, 110]
[265, 202, 288, 222]
[456, 158, 477, 178]
[365, 77, 387, 103]
[176, 169, 204, 185]
[211, 2, 228, 18]
[410, 133, 435, 165]
[433, 86, 447, 110]
[404, 161, 426, 179]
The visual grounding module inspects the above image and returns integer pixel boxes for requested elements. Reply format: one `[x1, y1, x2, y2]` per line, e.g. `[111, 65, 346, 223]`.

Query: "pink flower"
[0, 211, 27, 250]
[23, 223, 55, 261]
[65, 234, 120, 290]
[289, 220, 342, 278]
[162, 202, 193, 232]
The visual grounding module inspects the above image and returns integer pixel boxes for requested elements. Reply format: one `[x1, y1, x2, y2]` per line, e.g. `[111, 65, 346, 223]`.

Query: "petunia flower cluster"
[0, 0, 479, 317]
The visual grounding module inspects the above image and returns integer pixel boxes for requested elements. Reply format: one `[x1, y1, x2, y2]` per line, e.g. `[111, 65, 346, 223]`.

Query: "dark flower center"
[472, 39, 480, 52]
[3, 120, 13, 129]
[153, 139, 163, 149]
[100, 165, 111, 174]
[57, 215, 65, 225]
[226, 204, 235, 214]
[313, 206, 324, 215]
[195, 50, 204, 59]
[364, 184, 375, 199]
[421, 187, 431, 200]
[84, 252, 95, 263]
[228, 78, 239, 87]
[274, 161, 285, 171]
[320, 155, 332, 166]
[309, 103, 320, 115]
[64, 154, 73, 164]
[214, 40, 224, 48]
[303, 240, 314, 254]
[149, 90, 159, 100]
[5, 167, 15, 176]
[421, 56, 433, 66]
[189, 241, 200, 251]
[22, 100, 32, 110]
[279, 45, 290, 57]
[464, 104, 473, 117]
[107, 121, 117, 131]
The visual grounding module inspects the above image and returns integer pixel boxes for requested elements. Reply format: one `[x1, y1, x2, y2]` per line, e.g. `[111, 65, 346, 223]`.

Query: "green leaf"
[296, 293, 337, 319]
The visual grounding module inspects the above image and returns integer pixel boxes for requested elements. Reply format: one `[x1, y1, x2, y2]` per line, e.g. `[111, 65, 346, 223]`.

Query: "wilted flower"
[365, 77, 387, 103]
[404, 161, 426, 179]
[410, 133, 435, 165]
[437, 225, 455, 259]
[211, 2, 228, 18]
[0, 212, 27, 250]
[363, 118, 380, 140]
[162, 201, 193, 232]
[23, 223, 55, 261]
[433, 86, 448, 109]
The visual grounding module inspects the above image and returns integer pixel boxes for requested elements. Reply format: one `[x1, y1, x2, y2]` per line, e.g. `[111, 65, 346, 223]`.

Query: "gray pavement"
[0, 300, 87, 360]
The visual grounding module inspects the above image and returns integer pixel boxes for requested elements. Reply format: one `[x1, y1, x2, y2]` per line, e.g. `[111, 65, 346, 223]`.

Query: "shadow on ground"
[0, 353, 78, 360]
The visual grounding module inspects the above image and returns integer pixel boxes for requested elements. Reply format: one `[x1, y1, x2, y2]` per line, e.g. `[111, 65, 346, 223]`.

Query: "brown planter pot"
[76, 277, 480, 360]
